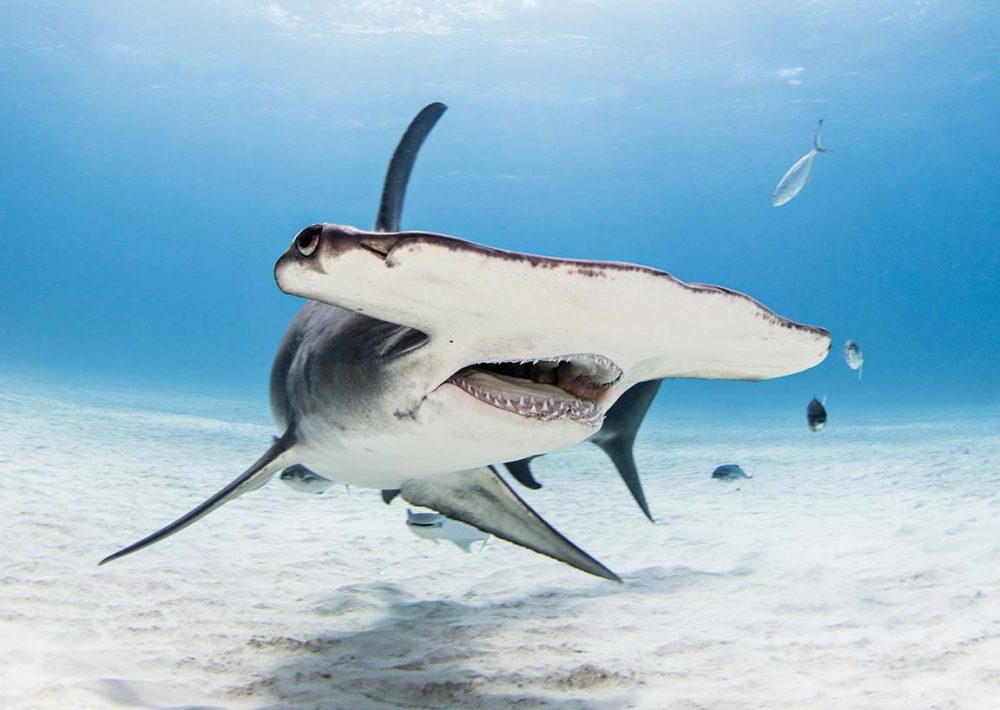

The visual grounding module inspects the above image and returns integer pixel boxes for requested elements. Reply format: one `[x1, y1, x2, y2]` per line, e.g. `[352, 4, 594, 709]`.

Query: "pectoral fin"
[400, 467, 620, 581]
[99, 430, 298, 565]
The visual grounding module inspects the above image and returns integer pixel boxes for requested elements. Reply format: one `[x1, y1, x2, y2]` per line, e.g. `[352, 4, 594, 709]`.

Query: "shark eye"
[295, 226, 322, 257]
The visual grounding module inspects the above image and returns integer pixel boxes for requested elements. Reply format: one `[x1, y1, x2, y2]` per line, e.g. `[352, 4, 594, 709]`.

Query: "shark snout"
[277, 224, 403, 270]
[274, 223, 413, 302]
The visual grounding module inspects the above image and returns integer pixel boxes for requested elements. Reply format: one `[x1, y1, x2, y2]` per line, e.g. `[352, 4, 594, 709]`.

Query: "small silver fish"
[406, 508, 489, 552]
[844, 339, 864, 382]
[772, 120, 832, 207]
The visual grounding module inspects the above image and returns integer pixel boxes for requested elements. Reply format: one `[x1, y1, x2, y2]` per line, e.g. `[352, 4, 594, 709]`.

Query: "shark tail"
[587, 379, 662, 522]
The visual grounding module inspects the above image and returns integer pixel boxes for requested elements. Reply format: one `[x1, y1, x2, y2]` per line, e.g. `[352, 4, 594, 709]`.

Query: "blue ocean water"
[1, 0, 998, 416]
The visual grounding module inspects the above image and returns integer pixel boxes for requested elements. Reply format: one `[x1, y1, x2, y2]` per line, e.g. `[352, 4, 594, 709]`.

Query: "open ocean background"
[1, 1, 998, 708]
[3, 0, 998, 413]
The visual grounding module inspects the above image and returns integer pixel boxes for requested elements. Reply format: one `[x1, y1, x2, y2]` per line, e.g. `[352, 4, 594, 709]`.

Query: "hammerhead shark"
[102, 104, 830, 580]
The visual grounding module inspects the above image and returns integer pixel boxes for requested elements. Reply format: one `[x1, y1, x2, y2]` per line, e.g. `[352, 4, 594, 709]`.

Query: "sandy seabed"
[1, 379, 998, 709]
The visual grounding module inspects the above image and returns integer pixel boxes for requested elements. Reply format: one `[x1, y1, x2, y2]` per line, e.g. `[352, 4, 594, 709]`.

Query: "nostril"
[295, 225, 322, 257]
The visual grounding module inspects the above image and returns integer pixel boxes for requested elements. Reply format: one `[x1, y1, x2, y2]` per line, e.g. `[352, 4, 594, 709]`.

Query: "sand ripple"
[1, 380, 999, 708]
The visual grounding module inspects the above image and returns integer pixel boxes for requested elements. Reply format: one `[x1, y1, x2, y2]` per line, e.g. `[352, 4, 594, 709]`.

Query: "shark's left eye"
[295, 226, 322, 257]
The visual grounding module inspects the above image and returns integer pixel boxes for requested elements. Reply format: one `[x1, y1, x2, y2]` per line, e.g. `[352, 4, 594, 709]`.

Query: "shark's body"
[102, 104, 831, 580]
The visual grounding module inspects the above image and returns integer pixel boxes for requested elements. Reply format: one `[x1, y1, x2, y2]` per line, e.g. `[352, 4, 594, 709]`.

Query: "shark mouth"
[447, 354, 622, 426]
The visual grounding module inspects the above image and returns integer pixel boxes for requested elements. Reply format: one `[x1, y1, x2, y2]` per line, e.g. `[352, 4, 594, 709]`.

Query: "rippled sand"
[2, 379, 998, 709]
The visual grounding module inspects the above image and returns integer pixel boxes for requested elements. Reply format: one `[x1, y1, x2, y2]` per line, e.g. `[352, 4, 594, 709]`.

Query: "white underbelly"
[294, 385, 597, 489]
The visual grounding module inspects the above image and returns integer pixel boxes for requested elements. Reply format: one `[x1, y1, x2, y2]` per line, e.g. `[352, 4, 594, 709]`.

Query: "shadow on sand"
[244, 564, 730, 709]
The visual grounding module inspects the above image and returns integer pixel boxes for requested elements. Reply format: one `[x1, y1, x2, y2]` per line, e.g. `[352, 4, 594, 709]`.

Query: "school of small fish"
[769, 122, 867, 433]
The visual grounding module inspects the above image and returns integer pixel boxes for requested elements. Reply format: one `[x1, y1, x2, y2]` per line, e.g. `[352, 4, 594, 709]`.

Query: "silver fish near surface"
[844, 339, 864, 382]
[772, 120, 832, 207]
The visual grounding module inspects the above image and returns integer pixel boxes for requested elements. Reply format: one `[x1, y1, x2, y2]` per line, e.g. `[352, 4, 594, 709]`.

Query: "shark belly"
[295, 383, 599, 489]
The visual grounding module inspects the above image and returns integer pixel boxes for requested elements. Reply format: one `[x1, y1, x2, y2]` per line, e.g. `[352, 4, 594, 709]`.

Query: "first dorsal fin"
[374, 102, 447, 233]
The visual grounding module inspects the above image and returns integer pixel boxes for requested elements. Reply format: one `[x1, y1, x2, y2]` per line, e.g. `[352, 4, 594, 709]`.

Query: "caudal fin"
[99, 430, 298, 565]
[588, 379, 662, 522]
[814, 119, 832, 153]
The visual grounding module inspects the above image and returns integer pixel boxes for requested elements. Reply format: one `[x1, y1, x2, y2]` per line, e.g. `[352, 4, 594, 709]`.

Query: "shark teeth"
[448, 372, 604, 426]
[445, 352, 622, 426]
[501, 353, 623, 386]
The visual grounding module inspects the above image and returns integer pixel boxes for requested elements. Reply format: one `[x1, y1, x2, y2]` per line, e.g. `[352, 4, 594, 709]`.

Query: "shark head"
[274, 221, 830, 479]
[274, 224, 638, 478]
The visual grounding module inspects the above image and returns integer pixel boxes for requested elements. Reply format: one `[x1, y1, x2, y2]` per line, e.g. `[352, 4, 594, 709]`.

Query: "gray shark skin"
[101, 104, 831, 580]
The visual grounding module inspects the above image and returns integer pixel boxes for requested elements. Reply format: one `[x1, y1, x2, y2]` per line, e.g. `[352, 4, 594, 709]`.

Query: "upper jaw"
[442, 353, 623, 427]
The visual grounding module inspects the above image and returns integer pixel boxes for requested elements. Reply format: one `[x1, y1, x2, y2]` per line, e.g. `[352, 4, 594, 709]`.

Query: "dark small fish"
[712, 464, 752, 480]
[807, 396, 827, 431]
